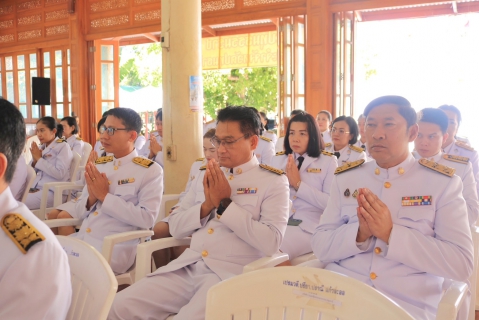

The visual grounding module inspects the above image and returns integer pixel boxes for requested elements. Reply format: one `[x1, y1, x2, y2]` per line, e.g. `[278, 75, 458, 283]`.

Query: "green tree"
[119, 44, 162, 87]
[202, 67, 277, 119]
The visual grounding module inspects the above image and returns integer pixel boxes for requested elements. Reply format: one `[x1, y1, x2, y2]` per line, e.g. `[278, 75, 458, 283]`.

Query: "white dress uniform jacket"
[134, 135, 146, 151]
[324, 143, 368, 165]
[413, 151, 479, 226]
[93, 139, 104, 155]
[275, 136, 285, 153]
[159, 155, 289, 279]
[25, 137, 73, 209]
[10, 155, 28, 201]
[312, 154, 473, 319]
[71, 150, 163, 274]
[444, 139, 479, 196]
[255, 136, 275, 165]
[66, 134, 84, 157]
[0, 187, 71, 319]
[272, 151, 338, 259]
[139, 132, 163, 168]
[321, 130, 332, 144]
[178, 158, 206, 203]
[262, 130, 278, 146]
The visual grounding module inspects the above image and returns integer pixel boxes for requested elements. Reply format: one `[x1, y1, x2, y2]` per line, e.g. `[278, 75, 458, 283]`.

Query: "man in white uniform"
[139, 108, 163, 167]
[312, 96, 473, 320]
[0, 98, 72, 319]
[109, 106, 290, 320]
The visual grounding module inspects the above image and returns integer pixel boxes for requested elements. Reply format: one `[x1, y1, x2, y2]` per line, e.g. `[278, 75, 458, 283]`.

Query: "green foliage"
[202, 67, 277, 119]
[119, 45, 162, 87]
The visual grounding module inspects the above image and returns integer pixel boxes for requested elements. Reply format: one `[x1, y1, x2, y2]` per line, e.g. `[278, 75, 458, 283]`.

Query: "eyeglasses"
[210, 135, 248, 149]
[331, 128, 350, 135]
[99, 125, 130, 136]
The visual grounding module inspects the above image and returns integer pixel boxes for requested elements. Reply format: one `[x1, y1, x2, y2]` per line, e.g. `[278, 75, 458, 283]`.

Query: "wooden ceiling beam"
[142, 33, 159, 42]
[452, 1, 458, 14]
[202, 25, 217, 37]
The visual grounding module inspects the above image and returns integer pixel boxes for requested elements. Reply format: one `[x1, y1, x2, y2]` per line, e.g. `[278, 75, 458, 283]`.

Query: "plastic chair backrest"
[156, 193, 181, 223]
[69, 152, 81, 181]
[470, 226, 479, 319]
[21, 165, 37, 203]
[56, 236, 117, 320]
[24, 135, 40, 164]
[205, 267, 414, 320]
[80, 143, 93, 167]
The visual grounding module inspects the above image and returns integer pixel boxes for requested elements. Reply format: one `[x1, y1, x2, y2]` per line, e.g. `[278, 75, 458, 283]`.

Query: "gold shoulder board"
[334, 159, 365, 175]
[275, 151, 286, 156]
[196, 157, 205, 162]
[349, 145, 364, 153]
[325, 143, 332, 148]
[199, 165, 206, 171]
[76, 137, 83, 141]
[443, 154, 469, 164]
[419, 159, 455, 177]
[267, 130, 275, 134]
[2, 213, 45, 254]
[133, 157, 154, 168]
[260, 136, 272, 142]
[259, 164, 285, 175]
[56, 139, 65, 143]
[95, 155, 113, 164]
[321, 150, 334, 157]
[455, 141, 474, 151]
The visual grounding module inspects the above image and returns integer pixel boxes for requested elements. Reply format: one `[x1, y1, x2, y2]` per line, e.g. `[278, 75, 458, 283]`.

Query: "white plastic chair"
[470, 226, 479, 319]
[21, 165, 37, 203]
[291, 252, 316, 266]
[24, 135, 40, 165]
[45, 218, 153, 286]
[298, 259, 468, 320]
[32, 152, 81, 220]
[156, 193, 181, 223]
[56, 235, 117, 320]
[80, 143, 93, 166]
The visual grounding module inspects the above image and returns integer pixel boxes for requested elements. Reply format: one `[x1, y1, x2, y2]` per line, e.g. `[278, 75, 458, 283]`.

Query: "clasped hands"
[285, 154, 301, 190]
[356, 188, 393, 244]
[84, 157, 109, 208]
[148, 136, 162, 158]
[200, 159, 231, 218]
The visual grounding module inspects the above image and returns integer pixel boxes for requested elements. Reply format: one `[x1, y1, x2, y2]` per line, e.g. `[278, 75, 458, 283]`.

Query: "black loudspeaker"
[32, 77, 51, 105]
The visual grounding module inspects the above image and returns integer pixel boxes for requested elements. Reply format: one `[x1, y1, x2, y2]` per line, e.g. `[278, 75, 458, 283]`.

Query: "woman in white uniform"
[272, 113, 338, 263]
[25, 117, 73, 210]
[61, 116, 84, 157]
[324, 115, 368, 165]
[259, 111, 278, 145]
[316, 110, 332, 144]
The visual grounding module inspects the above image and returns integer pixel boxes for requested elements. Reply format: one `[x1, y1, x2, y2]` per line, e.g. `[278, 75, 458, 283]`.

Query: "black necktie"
[297, 156, 304, 170]
[334, 152, 341, 159]
[361, 145, 366, 149]
[229, 168, 233, 174]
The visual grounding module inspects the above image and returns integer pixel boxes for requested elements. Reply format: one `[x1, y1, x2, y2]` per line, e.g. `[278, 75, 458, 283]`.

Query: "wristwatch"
[216, 198, 232, 217]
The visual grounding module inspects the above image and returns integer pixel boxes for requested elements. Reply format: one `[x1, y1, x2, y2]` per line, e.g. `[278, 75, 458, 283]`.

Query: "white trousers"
[24, 189, 54, 210]
[280, 225, 313, 260]
[108, 260, 221, 320]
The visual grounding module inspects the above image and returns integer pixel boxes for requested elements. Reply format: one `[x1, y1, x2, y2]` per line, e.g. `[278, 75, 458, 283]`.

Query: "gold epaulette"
[95, 155, 113, 164]
[455, 141, 474, 151]
[76, 137, 83, 141]
[259, 164, 285, 175]
[199, 165, 206, 171]
[133, 157, 154, 168]
[56, 139, 65, 143]
[275, 151, 286, 156]
[443, 154, 469, 164]
[419, 159, 455, 177]
[325, 143, 332, 148]
[2, 214, 45, 254]
[349, 145, 364, 153]
[267, 130, 275, 134]
[321, 150, 334, 157]
[334, 159, 365, 175]
[260, 136, 272, 142]
[196, 157, 205, 162]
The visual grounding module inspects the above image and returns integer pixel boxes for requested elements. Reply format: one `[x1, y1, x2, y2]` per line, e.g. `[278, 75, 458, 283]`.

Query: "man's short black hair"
[284, 113, 323, 157]
[291, 109, 305, 117]
[107, 108, 142, 134]
[418, 108, 449, 134]
[438, 105, 462, 127]
[97, 117, 107, 133]
[217, 106, 261, 137]
[364, 95, 417, 128]
[0, 99, 26, 183]
[332, 115, 359, 145]
[156, 108, 162, 121]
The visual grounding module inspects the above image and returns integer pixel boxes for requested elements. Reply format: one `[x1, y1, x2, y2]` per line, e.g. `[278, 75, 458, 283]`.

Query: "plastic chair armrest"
[297, 259, 327, 268]
[102, 230, 154, 264]
[436, 280, 468, 320]
[44, 218, 83, 228]
[242, 252, 289, 273]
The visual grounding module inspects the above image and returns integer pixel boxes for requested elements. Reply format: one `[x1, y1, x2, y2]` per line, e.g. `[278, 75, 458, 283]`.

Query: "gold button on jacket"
[370, 272, 377, 280]
[201, 250, 208, 257]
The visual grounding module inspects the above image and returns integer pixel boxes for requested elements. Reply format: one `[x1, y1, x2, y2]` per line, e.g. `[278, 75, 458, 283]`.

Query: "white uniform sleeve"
[219, 174, 290, 256]
[0, 241, 71, 319]
[386, 175, 473, 281]
[461, 162, 479, 226]
[10, 157, 28, 201]
[296, 156, 337, 210]
[261, 141, 275, 166]
[178, 163, 198, 203]
[72, 140, 84, 158]
[35, 143, 73, 181]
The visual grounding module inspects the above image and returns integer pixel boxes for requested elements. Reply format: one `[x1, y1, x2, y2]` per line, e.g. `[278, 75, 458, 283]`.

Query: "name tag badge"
[118, 178, 135, 185]
[307, 168, 321, 173]
[237, 188, 258, 194]
[401, 196, 432, 206]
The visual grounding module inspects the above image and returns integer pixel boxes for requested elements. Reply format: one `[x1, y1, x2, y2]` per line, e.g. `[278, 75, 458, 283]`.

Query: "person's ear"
[250, 135, 259, 150]
[129, 130, 138, 143]
[443, 132, 449, 143]
[0, 154, 7, 183]
[408, 123, 419, 143]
